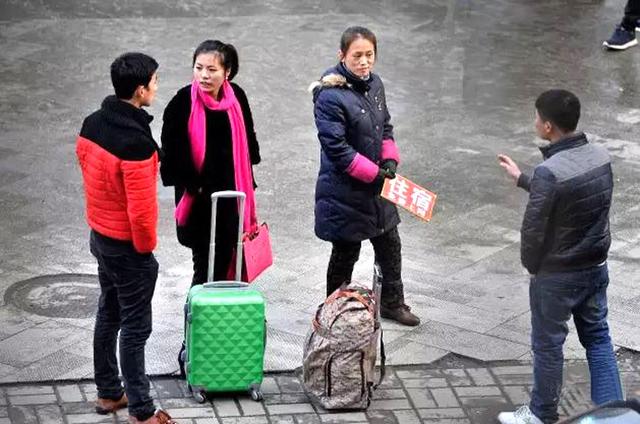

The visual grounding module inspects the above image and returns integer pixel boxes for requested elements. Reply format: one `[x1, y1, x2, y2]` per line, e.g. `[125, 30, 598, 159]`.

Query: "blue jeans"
[90, 231, 158, 421]
[529, 264, 623, 423]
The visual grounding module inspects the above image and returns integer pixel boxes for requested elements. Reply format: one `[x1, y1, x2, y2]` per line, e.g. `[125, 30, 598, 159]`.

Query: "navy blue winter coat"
[517, 133, 613, 274]
[312, 63, 400, 242]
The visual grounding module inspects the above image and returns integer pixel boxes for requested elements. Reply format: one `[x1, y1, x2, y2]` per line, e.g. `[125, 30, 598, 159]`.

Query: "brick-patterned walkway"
[2, 356, 639, 424]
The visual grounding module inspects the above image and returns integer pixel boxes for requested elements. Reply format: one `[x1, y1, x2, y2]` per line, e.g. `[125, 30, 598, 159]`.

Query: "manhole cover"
[5, 274, 99, 318]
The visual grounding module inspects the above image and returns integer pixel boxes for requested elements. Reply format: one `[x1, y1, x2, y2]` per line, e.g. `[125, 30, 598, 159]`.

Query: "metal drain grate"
[4, 273, 99, 318]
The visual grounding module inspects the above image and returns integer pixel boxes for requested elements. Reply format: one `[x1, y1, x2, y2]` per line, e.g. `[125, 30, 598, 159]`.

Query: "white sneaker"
[497, 405, 544, 424]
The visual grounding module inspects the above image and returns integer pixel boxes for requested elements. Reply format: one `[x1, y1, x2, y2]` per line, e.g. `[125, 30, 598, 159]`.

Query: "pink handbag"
[227, 222, 273, 283]
[241, 222, 273, 282]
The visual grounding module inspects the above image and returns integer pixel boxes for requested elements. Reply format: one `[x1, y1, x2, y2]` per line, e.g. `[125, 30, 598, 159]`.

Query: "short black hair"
[110, 52, 158, 100]
[192, 40, 239, 81]
[340, 26, 377, 55]
[535, 89, 581, 133]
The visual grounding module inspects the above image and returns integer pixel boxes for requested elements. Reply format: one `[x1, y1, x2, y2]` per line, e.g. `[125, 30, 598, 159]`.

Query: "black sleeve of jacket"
[233, 84, 261, 165]
[160, 94, 183, 187]
[520, 166, 556, 274]
[517, 173, 531, 192]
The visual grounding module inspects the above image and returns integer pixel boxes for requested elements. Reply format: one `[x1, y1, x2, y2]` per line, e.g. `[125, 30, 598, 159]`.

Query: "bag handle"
[209, 191, 245, 282]
[202, 281, 249, 289]
[373, 328, 386, 389]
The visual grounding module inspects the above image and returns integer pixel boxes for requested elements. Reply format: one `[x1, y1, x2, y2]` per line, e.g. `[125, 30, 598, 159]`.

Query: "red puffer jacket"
[76, 96, 159, 253]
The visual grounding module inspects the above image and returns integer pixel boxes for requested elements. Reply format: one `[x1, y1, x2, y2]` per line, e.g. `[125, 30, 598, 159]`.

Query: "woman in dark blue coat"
[310, 26, 419, 326]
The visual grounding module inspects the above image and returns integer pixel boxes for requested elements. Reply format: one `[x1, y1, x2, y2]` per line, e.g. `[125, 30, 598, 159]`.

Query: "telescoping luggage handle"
[203, 191, 248, 289]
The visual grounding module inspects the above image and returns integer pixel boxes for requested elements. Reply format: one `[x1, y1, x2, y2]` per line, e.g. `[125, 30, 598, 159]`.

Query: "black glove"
[374, 167, 392, 184]
[380, 159, 397, 179]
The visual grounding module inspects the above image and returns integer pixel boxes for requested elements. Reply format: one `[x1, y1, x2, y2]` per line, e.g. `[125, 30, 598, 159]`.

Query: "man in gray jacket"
[496, 90, 623, 424]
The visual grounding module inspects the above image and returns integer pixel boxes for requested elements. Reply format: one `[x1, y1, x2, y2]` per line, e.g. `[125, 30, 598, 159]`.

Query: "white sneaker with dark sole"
[498, 405, 544, 424]
[603, 38, 639, 50]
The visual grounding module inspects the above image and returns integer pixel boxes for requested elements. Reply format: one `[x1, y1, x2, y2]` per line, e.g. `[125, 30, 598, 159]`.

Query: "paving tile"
[417, 407, 467, 420]
[220, 417, 268, 424]
[454, 386, 502, 397]
[406, 388, 437, 408]
[66, 413, 113, 424]
[502, 385, 531, 405]
[35, 405, 64, 424]
[275, 376, 304, 393]
[385, 340, 449, 366]
[153, 378, 187, 399]
[169, 407, 216, 418]
[402, 377, 448, 388]
[430, 388, 460, 408]
[8, 394, 57, 405]
[268, 415, 296, 423]
[266, 403, 314, 415]
[442, 369, 473, 386]
[213, 399, 240, 417]
[466, 368, 496, 386]
[260, 377, 280, 394]
[458, 396, 509, 408]
[55, 385, 84, 403]
[237, 397, 266, 416]
[391, 410, 421, 424]
[292, 414, 321, 424]
[406, 321, 530, 361]
[491, 366, 534, 375]
[367, 399, 412, 410]
[371, 389, 405, 400]
[6, 385, 54, 396]
[0, 321, 91, 368]
[319, 412, 367, 422]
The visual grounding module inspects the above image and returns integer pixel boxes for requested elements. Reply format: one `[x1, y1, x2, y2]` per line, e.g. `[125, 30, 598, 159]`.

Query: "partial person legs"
[573, 265, 623, 405]
[498, 267, 622, 424]
[92, 239, 127, 414]
[117, 254, 158, 421]
[604, 0, 640, 50]
[326, 240, 361, 296]
[370, 227, 420, 326]
[90, 232, 160, 421]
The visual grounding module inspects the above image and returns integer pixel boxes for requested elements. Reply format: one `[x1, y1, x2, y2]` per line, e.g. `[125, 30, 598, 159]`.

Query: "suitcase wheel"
[249, 385, 263, 402]
[193, 390, 206, 404]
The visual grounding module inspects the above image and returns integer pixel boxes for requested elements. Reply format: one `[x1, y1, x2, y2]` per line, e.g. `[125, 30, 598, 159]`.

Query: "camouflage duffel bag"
[302, 283, 386, 410]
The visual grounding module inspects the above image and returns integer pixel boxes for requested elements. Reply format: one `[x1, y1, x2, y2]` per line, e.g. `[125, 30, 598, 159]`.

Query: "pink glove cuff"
[381, 139, 400, 163]
[346, 153, 379, 183]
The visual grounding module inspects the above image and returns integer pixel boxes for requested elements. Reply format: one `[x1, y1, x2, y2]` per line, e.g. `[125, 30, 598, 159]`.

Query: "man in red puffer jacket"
[76, 52, 175, 424]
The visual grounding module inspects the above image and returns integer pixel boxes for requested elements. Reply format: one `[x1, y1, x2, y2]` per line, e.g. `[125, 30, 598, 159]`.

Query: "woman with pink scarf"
[160, 40, 261, 286]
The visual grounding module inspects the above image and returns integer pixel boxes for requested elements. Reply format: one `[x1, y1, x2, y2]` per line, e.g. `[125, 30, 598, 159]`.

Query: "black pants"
[326, 226, 402, 297]
[191, 240, 235, 286]
[90, 231, 157, 421]
[622, 0, 640, 31]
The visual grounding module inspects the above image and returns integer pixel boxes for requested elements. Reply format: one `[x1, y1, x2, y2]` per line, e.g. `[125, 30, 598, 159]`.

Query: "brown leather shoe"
[128, 409, 177, 424]
[380, 304, 421, 326]
[95, 393, 128, 414]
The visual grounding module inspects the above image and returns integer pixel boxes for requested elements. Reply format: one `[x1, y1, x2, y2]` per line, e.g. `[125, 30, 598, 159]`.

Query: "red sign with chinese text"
[380, 174, 437, 222]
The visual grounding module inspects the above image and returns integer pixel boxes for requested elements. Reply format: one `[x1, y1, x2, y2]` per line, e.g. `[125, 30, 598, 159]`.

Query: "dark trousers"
[622, 0, 640, 30]
[191, 240, 235, 286]
[529, 264, 623, 423]
[326, 226, 402, 297]
[90, 231, 158, 421]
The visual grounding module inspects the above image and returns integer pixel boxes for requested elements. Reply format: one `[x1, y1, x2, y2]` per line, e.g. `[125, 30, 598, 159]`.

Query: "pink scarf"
[174, 80, 256, 233]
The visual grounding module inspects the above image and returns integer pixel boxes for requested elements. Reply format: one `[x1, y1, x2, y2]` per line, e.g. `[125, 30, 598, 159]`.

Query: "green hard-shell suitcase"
[184, 191, 265, 403]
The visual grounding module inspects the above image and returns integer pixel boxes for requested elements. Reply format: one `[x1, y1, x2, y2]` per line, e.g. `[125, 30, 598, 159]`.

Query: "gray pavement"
[1, 0, 640, 386]
[1, 354, 640, 424]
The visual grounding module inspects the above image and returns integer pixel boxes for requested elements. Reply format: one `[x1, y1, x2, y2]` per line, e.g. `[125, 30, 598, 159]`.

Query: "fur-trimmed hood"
[308, 73, 349, 93]
[309, 63, 374, 102]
